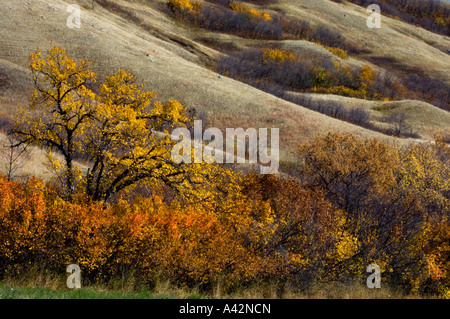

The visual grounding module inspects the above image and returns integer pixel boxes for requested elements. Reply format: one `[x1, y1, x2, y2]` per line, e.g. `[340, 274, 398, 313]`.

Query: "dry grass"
[215, 281, 425, 299]
[1, 271, 428, 299]
[0, 267, 66, 291]
[0, 132, 90, 181]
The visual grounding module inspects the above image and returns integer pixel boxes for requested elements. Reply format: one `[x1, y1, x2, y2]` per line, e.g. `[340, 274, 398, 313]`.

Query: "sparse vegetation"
[217, 47, 377, 95]
[215, 46, 424, 137]
[284, 94, 420, 138]
[166, 0, 365, 53]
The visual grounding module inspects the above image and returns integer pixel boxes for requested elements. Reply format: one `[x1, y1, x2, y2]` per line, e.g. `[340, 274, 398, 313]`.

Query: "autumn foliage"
[167, 0, 203, 15]
[13, 47, 235, 206]
[1, 133, 448, 296]
[297, 133, 450, 296]
[1, 133, 449, 295]
[1, 47, 449, 297]
[229, 1, 273, 21]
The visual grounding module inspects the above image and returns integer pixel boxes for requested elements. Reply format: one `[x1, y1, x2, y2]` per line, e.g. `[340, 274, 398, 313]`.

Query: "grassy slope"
[293, 93, 450, 140]
[0, 280, 421, 299]
[0, 0, 449, 176]
[276, 0, 450, 84]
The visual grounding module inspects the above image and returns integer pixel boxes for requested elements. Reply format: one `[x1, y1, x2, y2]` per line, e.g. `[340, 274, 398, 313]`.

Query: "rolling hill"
[0, 0, 449, 177]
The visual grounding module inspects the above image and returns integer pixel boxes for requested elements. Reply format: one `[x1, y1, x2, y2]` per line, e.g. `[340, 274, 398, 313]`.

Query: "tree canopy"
[13, 47, 237, 204]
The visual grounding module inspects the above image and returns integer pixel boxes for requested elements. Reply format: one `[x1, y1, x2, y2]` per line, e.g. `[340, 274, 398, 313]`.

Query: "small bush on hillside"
[321, 45, 348, 59]
[168, 0, 204, 15]
[229, 1, 272, 21]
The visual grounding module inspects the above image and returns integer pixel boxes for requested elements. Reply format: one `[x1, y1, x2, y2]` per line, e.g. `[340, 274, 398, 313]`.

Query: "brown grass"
[1, 271, 428, 299]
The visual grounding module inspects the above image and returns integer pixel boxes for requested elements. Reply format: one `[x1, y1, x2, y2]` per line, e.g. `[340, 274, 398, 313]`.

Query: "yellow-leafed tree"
[14, 47, 237, 204]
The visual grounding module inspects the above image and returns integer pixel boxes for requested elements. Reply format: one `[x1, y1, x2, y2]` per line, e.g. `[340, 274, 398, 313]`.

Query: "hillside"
[0, 0, 449, 176]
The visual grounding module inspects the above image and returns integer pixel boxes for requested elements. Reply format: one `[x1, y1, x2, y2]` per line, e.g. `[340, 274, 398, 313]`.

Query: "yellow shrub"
[262, 13, 272, 21]
[262, 48, 299, 63]
[167, 0, 203, 15]
[312, 85, 368, 99]
[359, 65, 375, 88]
[230, 1, 272, 21]
[312, 66, 334, 88]
[435, 17, 445, 26]
[321, 45, 348, 59]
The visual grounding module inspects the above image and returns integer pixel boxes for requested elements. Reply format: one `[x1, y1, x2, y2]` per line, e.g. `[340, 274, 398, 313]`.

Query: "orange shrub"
[0, 176, 47, 274]
[0, 175, 270, 289]
[104, 196, 257, 288]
